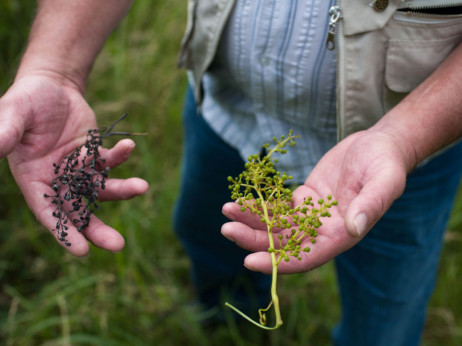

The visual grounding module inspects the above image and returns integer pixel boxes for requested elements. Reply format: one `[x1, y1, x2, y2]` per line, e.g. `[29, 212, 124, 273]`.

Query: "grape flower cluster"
[225, 131, 337, 329]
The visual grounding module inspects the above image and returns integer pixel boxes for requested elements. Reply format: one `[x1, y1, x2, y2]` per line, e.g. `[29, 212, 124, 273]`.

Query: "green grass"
[1, 1, 462, 345]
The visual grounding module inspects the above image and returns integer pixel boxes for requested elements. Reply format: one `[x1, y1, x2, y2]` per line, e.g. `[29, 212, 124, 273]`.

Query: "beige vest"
[178, 0, 462, 141]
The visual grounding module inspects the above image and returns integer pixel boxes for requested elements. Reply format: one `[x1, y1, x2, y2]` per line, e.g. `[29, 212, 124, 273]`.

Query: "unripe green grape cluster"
[225, 131, 337, 329]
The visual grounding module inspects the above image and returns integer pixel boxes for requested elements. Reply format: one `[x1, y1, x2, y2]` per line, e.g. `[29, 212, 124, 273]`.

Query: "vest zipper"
[399, 1, 462, 18]
[394, 10, 462, 23]
[326, 5, 343, 51]
[326, 3, 346, 141]
[396, 2, 462, 25]
[401, 0, 462, 11]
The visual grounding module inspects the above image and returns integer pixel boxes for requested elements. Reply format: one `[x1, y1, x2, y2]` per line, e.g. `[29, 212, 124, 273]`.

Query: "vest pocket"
[383, 13, 462, 113]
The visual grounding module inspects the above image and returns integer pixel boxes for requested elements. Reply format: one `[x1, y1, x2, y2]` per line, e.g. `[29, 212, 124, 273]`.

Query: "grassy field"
[1, 1, 461, 345]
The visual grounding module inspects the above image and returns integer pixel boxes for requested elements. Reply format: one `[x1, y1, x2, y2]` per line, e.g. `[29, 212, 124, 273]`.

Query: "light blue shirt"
[201, 0, 337, 183]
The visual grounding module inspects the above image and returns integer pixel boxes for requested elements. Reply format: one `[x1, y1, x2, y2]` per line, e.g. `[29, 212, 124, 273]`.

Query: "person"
[0, 0, 461, 345]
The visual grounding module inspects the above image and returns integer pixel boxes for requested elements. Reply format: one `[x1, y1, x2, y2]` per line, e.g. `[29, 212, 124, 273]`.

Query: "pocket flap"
[342, 0, 402, 35]
[385, 36, 461, 93]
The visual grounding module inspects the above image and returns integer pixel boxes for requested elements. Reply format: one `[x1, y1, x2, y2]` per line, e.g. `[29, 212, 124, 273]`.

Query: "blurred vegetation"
[0, 0, 461, 345]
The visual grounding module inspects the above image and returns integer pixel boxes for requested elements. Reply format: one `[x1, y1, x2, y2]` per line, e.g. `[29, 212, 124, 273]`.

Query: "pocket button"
[372, 0, 389, 11]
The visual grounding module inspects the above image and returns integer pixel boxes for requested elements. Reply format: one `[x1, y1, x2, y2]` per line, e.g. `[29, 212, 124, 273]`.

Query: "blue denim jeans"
[333, 142, 462, 346]
[173, 87, 462, 343]
[172, 88, 271, 316]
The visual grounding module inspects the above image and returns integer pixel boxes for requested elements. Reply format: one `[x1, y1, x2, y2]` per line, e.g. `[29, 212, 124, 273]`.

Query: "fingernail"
[222, 209, 230, 218]
[244, 257, 257, 271]
[222, 203, 233, 219]
[244, 262, 256, 271]
[354, 213, 368, 237]
[221, 225, 235, 243]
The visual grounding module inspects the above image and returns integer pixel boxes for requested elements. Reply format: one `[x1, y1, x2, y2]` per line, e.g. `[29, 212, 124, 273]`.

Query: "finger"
[80, 214, 125, 252]
[243, 252, 273, 274]
[0, 98, 27, 158]
[243, 251, 319, 275]
[97, 177, 149, 202]
[247, 241, 331, 274]
[37, 180, 127, 256]
[222, 202, 268, 231]
[38, 199, 125, 256]
[221, 221, 279, 252]
[243, 213, 355, 274]
[244, 231, 353, 275]
[99, 139, 136, 169]
[343, 165, 406, 238]
[36, 202, 91, 257]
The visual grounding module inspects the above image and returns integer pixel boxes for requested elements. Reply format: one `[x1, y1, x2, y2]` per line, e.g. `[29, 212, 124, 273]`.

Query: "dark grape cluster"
[44, 114, 136, 246]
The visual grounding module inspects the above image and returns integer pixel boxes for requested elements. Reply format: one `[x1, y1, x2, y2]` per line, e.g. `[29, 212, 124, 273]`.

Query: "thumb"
[343, 165, 407, 238]
[0, 96, 28, 158]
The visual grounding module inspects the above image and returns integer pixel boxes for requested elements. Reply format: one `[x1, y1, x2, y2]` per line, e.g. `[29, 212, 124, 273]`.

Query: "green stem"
[259, 193, 283, 328]
[269, 250, 283, 326]
[223, 244, 283, 330]
[224, 302, 280, 330]
[224, 195, 283, 330]
[265, 134, 294, 158]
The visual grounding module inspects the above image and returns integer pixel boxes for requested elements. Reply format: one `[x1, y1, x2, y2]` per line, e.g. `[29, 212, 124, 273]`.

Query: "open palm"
[221, 130, 409, 274]
[1, 75, 148, 256]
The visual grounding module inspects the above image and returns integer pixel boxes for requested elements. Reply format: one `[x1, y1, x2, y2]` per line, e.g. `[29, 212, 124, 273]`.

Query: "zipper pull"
[326, 6, 343, 50]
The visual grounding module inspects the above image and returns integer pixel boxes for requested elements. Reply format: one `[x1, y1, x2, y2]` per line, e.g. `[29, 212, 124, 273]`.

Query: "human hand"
[221, 129, 410, 274]
[0, 74, 148, 256]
